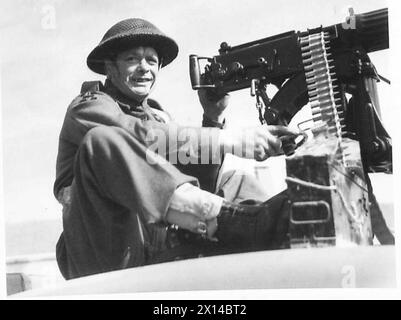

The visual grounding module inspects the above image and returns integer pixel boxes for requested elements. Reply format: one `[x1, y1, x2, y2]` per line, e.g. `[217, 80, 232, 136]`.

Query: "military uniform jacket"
[54, 79, 224, 203]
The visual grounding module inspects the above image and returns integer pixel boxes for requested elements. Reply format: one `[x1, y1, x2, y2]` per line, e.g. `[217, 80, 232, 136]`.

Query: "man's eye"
[147, 59, 158, 65]
[126, 56, 139, 62]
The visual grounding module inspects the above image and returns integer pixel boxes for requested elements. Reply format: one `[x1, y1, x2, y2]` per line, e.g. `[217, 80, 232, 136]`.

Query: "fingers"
[253, 136, 282, 160]
[254, 145, 268, 161]
[205, 218, 218, 240]
[262, 125, 300, 157]
[198, 88, 230, 103]
[166, 210, 207, 234]
[207, 90, 230, 102]
[266, 134, 283, 155]
[222, 126, 297, 161]
[257, 127, 283, 155]
[266, 125, 301, 137]
[250, 127, 282, 160]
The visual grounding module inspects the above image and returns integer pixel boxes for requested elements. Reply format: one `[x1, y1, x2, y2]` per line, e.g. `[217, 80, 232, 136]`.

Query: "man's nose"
[137, 59, 151, 73]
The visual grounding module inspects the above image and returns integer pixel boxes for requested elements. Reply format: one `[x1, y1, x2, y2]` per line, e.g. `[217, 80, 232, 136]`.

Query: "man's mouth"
[130, 77, 153, 84]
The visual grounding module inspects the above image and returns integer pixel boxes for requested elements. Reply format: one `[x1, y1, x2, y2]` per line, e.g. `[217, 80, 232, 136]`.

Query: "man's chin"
[129, 85, 150, 94]
[128, 89, 150, 101]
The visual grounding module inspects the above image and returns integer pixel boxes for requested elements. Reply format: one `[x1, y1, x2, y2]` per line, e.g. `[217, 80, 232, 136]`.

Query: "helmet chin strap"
[148, 63, 161, 93]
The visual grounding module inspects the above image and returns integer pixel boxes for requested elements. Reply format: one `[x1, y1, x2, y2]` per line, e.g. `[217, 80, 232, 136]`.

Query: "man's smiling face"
[106, 46, 160, 101]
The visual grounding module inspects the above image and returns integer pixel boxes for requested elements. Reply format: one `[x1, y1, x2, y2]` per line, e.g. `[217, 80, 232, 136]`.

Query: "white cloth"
[168, 183, 224, 220]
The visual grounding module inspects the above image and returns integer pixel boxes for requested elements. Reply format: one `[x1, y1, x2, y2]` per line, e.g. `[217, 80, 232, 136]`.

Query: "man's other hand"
[220, 125, 301, 161]
[198, 89, 230, 123]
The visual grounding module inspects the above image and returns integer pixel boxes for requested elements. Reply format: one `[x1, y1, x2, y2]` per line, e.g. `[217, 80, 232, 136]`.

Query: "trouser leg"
[60, 126, 197, 279]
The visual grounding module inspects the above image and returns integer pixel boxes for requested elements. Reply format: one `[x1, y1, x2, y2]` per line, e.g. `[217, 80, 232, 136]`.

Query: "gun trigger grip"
[189, 55, 216, 90]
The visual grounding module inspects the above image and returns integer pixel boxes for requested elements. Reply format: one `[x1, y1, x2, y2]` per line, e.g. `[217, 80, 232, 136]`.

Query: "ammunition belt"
[300, 31, 346, 163]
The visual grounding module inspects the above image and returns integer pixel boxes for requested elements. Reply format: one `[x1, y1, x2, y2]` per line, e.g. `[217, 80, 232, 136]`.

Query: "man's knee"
[82, 126, 124, 147]
[81, 126, 137, 158]
[77, 126, 149, 170]
[76, 127, 130, 169]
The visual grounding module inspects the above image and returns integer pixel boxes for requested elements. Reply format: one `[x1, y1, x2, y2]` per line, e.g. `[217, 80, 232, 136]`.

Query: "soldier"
[54, 18, 299, 279]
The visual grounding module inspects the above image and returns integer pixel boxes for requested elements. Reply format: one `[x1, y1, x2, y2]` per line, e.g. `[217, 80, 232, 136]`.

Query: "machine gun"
[190, 8, 392, 248]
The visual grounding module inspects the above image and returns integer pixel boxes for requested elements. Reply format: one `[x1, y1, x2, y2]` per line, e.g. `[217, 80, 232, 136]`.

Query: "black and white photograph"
[1, 0, 399, 300]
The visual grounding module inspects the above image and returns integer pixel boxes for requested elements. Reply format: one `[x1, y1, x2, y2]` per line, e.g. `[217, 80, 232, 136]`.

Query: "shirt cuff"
[202, 115, 226, 129]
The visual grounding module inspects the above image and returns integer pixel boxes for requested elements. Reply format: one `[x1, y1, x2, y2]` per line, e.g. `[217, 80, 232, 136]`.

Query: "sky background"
[0, 0, 397, 233]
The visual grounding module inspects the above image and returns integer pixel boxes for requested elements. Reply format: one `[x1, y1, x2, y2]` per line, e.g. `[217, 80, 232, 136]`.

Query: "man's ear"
[104, 59, 117, 79]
